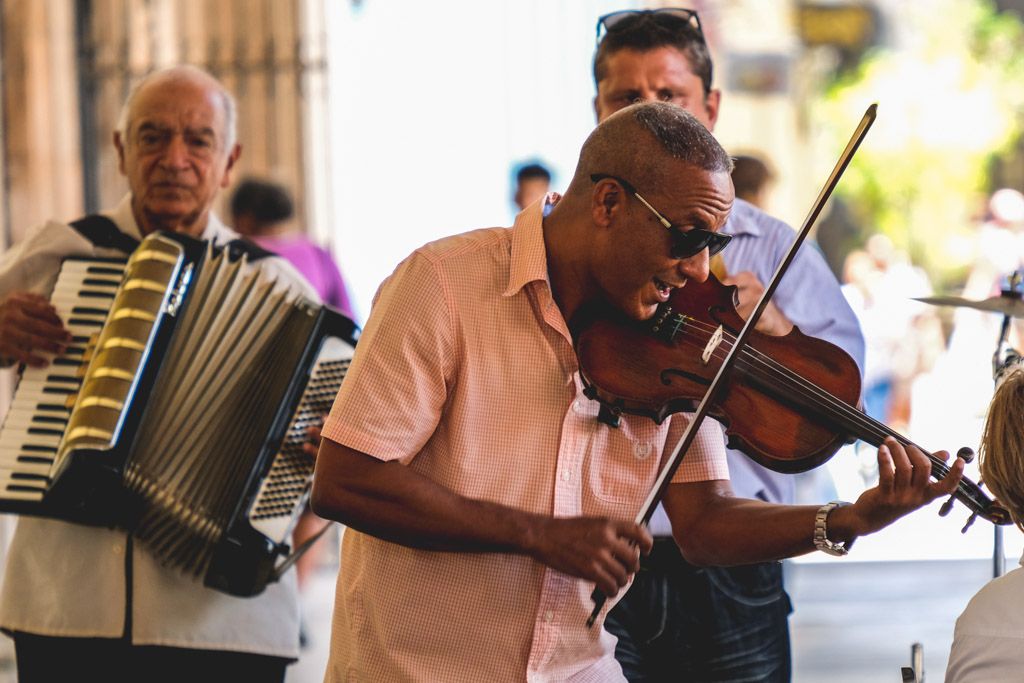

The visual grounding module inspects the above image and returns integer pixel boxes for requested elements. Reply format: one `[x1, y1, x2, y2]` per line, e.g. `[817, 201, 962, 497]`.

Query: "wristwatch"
[814, 501, 853, 556]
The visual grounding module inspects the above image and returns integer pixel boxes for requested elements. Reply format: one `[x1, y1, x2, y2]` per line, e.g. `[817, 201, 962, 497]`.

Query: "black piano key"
[84, 266, 124, 276]
[30, 415, 67, 425]
[8, 484, 49, 494]
[67, 317, 105, 327]
[70, 306, 110, 316]
[27, 427, 65, 437]
[22, 444, 58, 453]
[10, 472, 49, 482]
[16, 455, 54, 465]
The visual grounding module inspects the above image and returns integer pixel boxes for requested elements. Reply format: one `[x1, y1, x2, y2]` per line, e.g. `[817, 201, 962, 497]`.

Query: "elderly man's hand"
[0, 292, 71, 367]
[302, 419, 325, 459]
[836, 437, 964, 540]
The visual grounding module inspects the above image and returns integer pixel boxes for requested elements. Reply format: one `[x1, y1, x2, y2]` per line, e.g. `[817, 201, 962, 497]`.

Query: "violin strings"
[670, 322, 972, 498]
[675, 323, 899, 449]
[672, 316, 900, 436]
[672, 318, 941, 461]
[662, 318, 987, 506]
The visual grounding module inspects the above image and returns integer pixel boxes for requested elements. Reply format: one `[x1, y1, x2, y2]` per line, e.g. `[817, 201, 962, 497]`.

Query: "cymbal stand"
[989, 271, 1022, 578]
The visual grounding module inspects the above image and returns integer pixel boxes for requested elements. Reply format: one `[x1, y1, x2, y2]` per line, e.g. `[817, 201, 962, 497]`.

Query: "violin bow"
[586, 104, 878, 628]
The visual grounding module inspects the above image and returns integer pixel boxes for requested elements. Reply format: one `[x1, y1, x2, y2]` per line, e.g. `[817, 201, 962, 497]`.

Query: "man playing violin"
[311, 101, 963, 682]
[591, 8, 867, 681]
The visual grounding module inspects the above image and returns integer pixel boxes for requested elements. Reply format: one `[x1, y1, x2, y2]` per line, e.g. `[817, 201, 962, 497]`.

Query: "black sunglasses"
[591, 173, 731, 260]
[596, 8, 704, 46]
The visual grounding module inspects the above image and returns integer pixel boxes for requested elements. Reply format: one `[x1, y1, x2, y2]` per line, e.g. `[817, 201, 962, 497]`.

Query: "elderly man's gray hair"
[115, 65, 238, 152]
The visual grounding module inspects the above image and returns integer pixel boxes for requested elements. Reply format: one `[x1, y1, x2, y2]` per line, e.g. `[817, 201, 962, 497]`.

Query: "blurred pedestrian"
[512, 162, 552, 211]
[231, 177, 354, 317]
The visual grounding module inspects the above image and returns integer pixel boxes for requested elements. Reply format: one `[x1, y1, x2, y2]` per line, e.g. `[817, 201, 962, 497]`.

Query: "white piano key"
[0, 460, 51, 476]
[1, 415, 69, 431]
[0, 440, 62, 458]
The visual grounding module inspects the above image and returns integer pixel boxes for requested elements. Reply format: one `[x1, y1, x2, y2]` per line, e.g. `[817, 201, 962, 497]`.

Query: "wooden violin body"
[575, 273, 859, 473]
[573, 273, 1010, 525]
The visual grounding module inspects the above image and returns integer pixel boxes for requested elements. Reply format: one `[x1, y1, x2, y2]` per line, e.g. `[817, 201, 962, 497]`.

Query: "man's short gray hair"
[630, 102, 731, 174]
[569, 101, 732, 196]
[115, 65, 238, 152]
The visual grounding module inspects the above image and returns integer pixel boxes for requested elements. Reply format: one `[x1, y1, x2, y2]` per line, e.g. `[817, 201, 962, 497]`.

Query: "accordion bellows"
[0, 232, 358, 596]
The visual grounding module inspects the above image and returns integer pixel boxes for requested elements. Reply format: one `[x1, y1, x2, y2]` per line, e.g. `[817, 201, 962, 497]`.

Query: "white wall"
[323, 0, 643, 321]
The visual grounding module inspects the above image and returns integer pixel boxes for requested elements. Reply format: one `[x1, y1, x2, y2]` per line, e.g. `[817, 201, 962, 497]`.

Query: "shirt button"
[561, 468, 571, 482]
[111, 543, 123, 555]
[634, 442, 652, 459]
[572, 400, 583, 413]
[543, 610, 554, 622]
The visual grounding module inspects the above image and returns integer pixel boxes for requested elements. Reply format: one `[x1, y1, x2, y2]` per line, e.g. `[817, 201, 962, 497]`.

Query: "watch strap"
[814, 500, 853, 556]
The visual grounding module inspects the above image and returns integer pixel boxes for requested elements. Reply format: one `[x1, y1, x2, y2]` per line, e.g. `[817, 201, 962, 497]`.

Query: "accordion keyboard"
[0, 260, 125, 501]
[249, 336, 354, 545]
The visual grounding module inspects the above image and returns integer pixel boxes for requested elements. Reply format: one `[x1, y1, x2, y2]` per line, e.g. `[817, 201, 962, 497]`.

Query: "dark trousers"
[13, 632, 291, 683]
[605, 538, 792, 683]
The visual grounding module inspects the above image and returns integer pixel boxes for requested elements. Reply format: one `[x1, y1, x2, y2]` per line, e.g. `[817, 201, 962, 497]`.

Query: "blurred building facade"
[0, 0, 335, 251]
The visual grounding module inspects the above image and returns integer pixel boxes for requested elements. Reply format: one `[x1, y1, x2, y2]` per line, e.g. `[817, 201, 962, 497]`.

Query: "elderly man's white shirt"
[0, 195, 316, 657]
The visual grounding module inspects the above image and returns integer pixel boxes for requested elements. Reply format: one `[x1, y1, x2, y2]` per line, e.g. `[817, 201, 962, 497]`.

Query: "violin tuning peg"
[938, 494, 956, 517]
[956, 447, 976, 464]
[961, 511, 979, 534]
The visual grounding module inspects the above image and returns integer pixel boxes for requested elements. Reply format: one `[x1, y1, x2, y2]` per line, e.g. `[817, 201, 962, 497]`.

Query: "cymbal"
[914, 294, 1024, 318]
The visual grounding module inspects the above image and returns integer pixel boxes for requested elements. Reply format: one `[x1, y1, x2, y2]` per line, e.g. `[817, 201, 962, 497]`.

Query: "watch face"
[816, 540, 847, 557]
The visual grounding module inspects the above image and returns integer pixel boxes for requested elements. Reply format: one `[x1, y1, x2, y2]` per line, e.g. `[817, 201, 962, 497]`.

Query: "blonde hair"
[980, 366, 1024, 525]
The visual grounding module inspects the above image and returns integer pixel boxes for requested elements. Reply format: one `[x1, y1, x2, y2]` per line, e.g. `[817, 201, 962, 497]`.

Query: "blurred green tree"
[814, 0, 1024, 289]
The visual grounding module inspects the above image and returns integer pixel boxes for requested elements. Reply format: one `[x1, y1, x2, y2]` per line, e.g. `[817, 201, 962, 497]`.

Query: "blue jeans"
[605, 538, 792, 682]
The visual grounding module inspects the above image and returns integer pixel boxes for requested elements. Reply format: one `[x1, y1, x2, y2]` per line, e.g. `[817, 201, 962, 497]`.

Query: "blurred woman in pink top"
[231, 177, 354, 317]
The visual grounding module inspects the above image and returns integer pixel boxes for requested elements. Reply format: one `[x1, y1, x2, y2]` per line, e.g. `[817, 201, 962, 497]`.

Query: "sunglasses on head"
[591, 173, 731, 260]
[596, 7, 704, 46]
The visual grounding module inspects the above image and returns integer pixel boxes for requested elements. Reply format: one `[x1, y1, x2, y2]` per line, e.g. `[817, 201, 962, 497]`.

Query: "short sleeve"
[321, 252, 455, 464]
[665, 414, 729, 484]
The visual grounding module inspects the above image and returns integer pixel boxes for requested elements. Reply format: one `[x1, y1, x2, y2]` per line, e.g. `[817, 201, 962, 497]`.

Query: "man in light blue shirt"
[592, 9, 865, 681]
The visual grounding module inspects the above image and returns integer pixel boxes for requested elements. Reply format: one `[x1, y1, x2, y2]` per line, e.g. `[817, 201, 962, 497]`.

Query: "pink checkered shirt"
[320, 196, 728, 682]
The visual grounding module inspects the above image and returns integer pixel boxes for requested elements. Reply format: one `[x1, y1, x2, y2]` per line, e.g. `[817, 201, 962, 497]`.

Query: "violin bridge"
[701, 325, 724, 365]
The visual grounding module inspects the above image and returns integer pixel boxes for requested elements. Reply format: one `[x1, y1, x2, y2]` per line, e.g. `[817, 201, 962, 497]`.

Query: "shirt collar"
[503, 192, 560, 297]
[722, 198, 761, 237]
[106, 194, 235, 244]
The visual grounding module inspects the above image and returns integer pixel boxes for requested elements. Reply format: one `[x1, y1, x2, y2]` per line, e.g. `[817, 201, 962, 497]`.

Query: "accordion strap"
[69, 216, 279, 266]
[223, 237, 277, 262]
[69, 214, 141, 255]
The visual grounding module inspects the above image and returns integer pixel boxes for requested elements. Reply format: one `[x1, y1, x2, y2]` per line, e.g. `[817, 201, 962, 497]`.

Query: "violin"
[573, 272, 1012, 527]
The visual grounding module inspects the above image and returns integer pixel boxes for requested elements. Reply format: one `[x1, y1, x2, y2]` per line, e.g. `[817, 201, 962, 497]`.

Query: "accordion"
[0, 231, 358, 596]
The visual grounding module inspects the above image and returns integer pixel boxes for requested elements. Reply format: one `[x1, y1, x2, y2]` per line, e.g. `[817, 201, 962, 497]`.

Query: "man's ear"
[703, 89, 722, 132]
[220, 143, 242, 188]
[113, 131, 127, 176]
[591, 180, 623, 228]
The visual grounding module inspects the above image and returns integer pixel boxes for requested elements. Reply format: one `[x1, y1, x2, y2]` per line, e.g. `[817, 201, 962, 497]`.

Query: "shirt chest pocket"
[585, 417, 666, 506]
